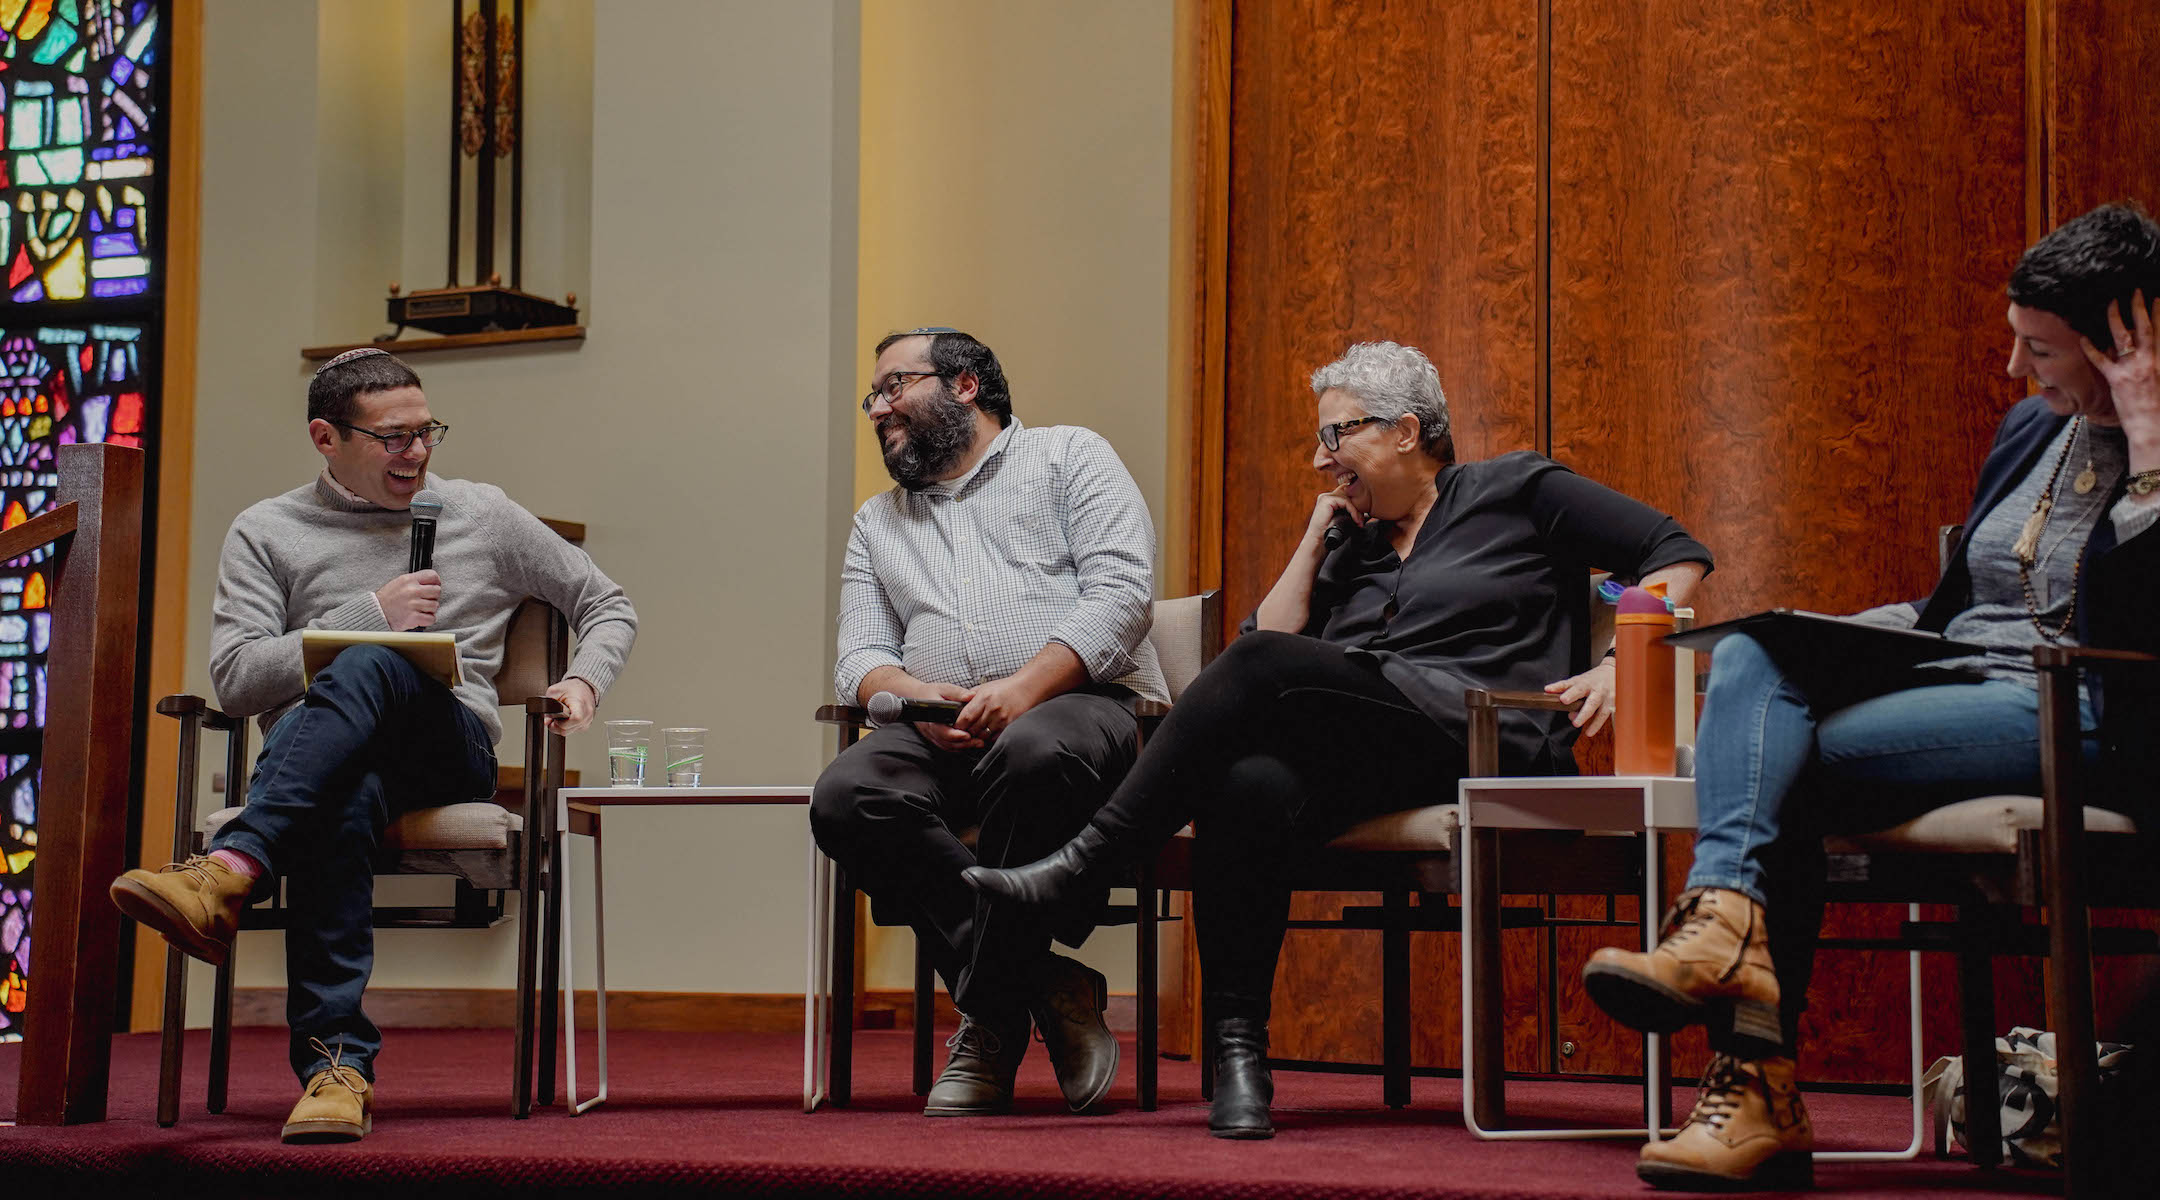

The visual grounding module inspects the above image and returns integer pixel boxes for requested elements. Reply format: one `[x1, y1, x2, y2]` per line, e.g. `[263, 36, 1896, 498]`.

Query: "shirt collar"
[918, 417, 1022, 497]
[319, 468, 371, 504]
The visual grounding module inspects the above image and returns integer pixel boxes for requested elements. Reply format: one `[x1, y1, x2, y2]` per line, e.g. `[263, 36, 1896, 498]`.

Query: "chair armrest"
[1463, 688, 1584, 775]
[816, 704, 868, 726]
[524, 696, 566, 716]
[1464, 688, 1581, 714]
[2033, 645, 2160, 669]
[157, 693, 243, 731]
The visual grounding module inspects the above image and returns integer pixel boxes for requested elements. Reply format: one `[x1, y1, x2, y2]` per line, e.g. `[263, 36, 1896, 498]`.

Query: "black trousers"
[1086, 632, 1468, 1022]
[809, 689, 1139, 1019]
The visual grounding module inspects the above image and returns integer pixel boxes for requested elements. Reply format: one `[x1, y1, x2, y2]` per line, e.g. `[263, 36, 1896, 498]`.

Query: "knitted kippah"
[314, 346, 392, 375]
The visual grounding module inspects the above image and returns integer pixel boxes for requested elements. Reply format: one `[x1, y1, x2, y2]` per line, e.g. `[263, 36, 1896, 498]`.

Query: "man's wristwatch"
[2128, 468, 2160, 497]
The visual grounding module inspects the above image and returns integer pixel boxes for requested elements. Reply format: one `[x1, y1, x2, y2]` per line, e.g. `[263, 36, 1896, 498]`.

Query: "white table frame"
[1458, 775, 1923, 1159]
[554, 786, 831, 1115]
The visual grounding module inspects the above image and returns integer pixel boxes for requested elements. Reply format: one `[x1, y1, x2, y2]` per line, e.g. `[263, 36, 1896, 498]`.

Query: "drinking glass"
[663, 726, 707, 787]
[605, 719, 653, 787]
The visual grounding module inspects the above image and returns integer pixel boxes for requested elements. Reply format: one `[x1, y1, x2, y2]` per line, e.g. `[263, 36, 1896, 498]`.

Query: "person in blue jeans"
[110, 349, 637, 1143]
[1584, 204, 2160, 1190]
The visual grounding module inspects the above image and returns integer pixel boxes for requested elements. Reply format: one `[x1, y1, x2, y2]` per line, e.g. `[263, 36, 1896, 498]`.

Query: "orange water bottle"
[1613, 582, 1676, 776]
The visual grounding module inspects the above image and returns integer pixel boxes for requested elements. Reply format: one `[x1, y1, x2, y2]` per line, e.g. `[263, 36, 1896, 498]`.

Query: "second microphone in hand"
[866, 691, 964, 727]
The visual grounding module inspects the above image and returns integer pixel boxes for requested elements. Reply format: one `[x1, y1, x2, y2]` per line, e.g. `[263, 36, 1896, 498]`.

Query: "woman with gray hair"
[968, 339, 1712, 1138]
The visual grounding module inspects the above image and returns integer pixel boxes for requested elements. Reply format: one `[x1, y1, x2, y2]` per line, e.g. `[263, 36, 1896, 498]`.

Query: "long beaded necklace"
[2011, 417, 2086, 642]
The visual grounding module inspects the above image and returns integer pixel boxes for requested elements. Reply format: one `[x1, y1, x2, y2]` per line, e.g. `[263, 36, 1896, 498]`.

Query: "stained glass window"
[0, 1, 162, 1045]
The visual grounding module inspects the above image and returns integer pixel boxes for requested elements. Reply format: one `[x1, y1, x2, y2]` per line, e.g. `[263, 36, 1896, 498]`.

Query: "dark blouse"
[1247, 451, 1714, 773]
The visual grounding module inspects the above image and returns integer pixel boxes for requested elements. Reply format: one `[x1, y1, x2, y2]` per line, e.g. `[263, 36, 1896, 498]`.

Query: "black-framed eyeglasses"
[1318, 415, 1389, 451]
[333, 421, 450, 454]
[860, 370, 947, 413]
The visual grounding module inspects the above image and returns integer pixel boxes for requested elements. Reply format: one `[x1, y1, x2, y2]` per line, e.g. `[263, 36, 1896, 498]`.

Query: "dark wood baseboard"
[227, 988, 1141, 1033]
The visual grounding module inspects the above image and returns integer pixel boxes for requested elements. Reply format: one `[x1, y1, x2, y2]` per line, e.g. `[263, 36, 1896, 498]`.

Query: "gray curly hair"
[1309, 341, 1453, 462]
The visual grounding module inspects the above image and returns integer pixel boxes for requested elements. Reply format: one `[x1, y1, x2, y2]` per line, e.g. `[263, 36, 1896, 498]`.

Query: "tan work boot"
[1638, 1054, 1812, 1190]
[281, 1040, 373, 1143]
[1582, 887, 1781, 1050]
[109, 854, 252, 966]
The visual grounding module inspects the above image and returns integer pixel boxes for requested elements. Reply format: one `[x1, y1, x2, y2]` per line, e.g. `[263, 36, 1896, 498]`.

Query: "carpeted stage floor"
[1, 1029, 2058, 1199]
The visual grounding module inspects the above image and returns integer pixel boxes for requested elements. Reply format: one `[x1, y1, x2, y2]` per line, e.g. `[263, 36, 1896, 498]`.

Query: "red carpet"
[0, 1029, 2056, 1198]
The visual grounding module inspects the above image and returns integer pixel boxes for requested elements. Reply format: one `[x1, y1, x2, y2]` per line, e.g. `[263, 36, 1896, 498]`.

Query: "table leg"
[804, 832, 833, 1112]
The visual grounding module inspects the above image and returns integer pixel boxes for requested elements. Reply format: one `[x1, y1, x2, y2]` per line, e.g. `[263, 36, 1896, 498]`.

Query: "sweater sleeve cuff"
[316, 592, 393, 633]
[563, 653, 620, 701]
[2111, 491, 2160, 544]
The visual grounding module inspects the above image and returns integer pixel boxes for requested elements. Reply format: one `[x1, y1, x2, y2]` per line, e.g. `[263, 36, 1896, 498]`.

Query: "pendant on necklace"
[2074, 462, 2098, 495]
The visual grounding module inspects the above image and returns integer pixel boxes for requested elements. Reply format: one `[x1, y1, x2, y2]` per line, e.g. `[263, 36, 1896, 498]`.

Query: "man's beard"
[879, 385, 977, 490]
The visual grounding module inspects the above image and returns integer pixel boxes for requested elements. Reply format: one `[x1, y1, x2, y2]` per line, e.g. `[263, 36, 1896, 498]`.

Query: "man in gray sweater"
[110, 348, 637, 1142]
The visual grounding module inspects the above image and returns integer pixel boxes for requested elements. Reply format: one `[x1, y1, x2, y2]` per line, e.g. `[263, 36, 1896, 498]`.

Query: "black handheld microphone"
[1321, 509, 1359, 552]
[867, 691, 965, 727]
[408, 489, 443, 574]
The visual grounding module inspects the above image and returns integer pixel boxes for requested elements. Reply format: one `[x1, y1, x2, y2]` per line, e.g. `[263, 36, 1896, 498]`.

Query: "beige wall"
[852, 0, 1175, 990]
[183, 0, 1169, 1016]
[188, 0, 861, 1017]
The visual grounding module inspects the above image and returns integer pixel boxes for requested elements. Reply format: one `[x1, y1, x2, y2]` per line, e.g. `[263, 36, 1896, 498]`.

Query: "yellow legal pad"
[300, 629, 463, 690]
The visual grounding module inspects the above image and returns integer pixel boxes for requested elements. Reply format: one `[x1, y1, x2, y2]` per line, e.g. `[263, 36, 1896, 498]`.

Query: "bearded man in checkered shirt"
[811, 327, 1168, 1118]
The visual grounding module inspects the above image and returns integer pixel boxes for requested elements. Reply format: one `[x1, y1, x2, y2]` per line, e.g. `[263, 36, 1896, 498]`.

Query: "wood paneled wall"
[1197, 0, 2159, 1083]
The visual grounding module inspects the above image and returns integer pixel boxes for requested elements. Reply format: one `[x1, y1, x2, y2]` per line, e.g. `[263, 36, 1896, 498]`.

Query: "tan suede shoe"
[1638, 1054, 1812, 1190]
[282, 1042, 373, 1144]
[1582, 887, 1781, 1048]
[109, 854, 252, 967]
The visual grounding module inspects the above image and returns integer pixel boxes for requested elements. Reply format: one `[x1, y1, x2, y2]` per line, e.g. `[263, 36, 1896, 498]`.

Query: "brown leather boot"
[109, 854, 252, 967]
[1638, 1054, 1812, 1190]
[923, 1011, 1030, 1117]
[1582, 887, 1781, 1050]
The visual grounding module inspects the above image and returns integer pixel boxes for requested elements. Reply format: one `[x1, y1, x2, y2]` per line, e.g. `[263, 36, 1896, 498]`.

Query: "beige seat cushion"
[200, 802, 522, 852]
[1825, 795, 2137, 857]
[1325, 804, 1461, 853]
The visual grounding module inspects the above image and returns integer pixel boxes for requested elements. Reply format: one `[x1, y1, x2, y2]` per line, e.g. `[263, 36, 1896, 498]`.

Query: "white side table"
[1457, 775, 1922, 1159]
[554, 786, 830, 1115]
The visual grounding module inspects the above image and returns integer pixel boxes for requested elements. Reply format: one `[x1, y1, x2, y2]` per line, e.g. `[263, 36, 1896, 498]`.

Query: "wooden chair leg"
[912, 938, 936, 1096]
[1957, 907, 2002, 1167]
[511, 839, 541, 1118]
[1468, 828, 1507, 1129]
[1136, 862, 1159, 1111]
[156, 944, 187, 1127]
[831, 872, 857, 1107]
[1383, 888, 1412, 1109]
[1200, 1018, 1215, 1101]
[537, 823, 565, 1108]
[208, 952, 234, 1114]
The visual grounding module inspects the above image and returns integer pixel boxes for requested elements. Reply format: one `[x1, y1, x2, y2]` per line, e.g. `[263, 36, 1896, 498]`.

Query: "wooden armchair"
[813, 591, 1220, 1111]
[150, 589, 575, 1125]
[1818, 643, 2155, 1192]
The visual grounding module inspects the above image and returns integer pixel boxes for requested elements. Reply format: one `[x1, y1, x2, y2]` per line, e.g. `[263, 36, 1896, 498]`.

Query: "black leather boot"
[962, 824, 1116, 908]
[1208, 1016, 1274, 1139]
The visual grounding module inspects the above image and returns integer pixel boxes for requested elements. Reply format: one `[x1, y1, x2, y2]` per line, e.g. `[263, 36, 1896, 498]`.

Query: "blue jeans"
[1688, 633, 2098, 904]
[1685, 634, 2101, 1048]
[209, 644, 496, 1084]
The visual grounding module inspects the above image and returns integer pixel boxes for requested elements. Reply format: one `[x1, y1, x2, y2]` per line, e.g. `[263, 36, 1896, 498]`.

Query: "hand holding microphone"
[866, 691, 965, 726]
[378, 489, 446, 630]
[867, 683, 980, 751]
[1306, 487, 1363, 554]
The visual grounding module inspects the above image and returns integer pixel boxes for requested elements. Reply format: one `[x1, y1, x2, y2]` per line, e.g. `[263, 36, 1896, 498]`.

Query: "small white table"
[554, 786, 832, 1115]
[1456, 775, 1922, 1159]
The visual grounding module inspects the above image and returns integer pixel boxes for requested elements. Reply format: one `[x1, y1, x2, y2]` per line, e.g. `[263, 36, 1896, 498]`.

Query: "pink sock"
[209, 848, 264, 880]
